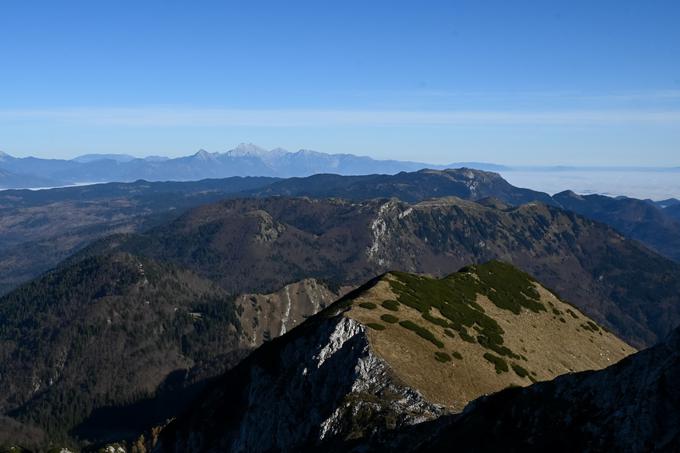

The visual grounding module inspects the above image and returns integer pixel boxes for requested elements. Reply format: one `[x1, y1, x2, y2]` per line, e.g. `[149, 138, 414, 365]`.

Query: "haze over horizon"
[2, 143, 680, 170]
[3, 142, 680, 200]
[1, 0, 680, 166]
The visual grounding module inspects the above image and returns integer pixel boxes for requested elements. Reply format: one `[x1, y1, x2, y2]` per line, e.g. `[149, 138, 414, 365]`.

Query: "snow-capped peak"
[225, 143, 272, 157]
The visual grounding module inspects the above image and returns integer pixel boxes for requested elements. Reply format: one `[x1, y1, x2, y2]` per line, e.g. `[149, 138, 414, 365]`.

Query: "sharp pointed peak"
[193, 149, 218, 160]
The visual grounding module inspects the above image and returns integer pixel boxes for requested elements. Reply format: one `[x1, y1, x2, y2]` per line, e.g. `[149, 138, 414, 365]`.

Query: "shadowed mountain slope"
[555, 190, 680, 262]
[0, 253, 248, 442]
[665, 203, 680, 222]
[0, 177, 277, 295]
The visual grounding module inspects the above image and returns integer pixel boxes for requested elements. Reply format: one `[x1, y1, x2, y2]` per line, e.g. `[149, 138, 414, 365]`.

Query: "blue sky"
[1, 0, 679, 165]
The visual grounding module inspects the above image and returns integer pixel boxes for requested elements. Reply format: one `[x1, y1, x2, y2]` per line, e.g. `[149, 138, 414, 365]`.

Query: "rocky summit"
[151, 261, 633, 452]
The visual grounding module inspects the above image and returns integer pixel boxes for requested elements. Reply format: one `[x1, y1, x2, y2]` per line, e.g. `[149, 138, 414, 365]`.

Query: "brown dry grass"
[346, 275, 635, 412]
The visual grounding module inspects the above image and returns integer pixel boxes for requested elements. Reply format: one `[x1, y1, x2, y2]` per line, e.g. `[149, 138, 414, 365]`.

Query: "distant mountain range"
[0, 144, 507, 189]
[3, 144, 678, 191]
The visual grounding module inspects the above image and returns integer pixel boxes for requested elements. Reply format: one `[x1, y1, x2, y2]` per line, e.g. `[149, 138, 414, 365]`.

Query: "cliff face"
[234, 278, 346, 346]
[157, 315, 445, 452]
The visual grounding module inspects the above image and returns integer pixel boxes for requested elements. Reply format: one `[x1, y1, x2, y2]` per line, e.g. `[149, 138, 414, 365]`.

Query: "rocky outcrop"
[156, 316, 444, 452]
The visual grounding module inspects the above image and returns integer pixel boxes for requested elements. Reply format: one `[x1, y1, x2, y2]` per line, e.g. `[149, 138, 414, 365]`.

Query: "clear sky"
[1, 0, 679, 165]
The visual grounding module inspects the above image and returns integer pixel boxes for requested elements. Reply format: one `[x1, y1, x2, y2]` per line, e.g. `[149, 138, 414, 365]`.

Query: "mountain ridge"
[151, 262, 632, 452]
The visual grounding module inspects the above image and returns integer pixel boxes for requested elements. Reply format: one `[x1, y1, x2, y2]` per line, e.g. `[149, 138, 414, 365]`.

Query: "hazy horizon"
[3, 144, 680, 200]
[2, 1, 679, 166]
[3, 144, 680, 169]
